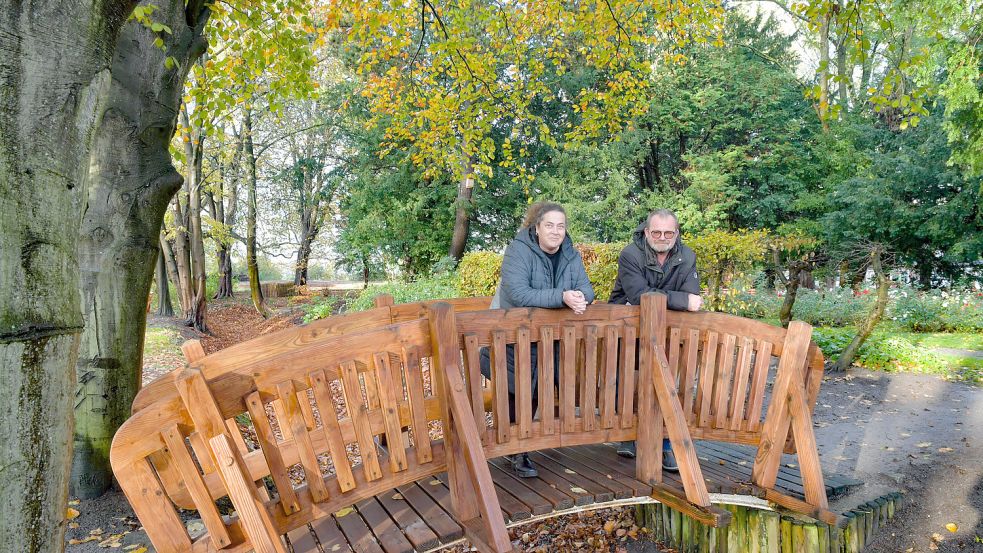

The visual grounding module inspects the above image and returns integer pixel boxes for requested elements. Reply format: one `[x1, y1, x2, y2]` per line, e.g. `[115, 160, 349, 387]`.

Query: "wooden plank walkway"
[284, 442, 862, 553]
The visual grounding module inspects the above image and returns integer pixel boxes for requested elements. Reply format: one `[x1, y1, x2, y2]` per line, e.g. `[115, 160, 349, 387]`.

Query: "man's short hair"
[645, 209, 679, 230]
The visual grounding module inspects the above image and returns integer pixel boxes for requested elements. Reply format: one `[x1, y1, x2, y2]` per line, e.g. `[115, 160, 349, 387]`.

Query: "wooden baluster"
[695, 331, 718, 428]
[538, 326, 556, 435]
[680, 329, 700, 423]
[462, 335, 489, 444]
[490, 330, 511, 444]
[515, 327, 533, 439]
[276, 379, 330, 503]
[373, 352, 409, 473]
[339, 360, 384, 481]
[580, 325, 599, 432]
[400, 347, 434, 462]
[618, 326, 637, 429]
[560, 325, 578, 433]
[712, 334, 737, 429]
[728, 337, 755, 430]
[244, 392, 301, 514]
[745, 341, 773, 432]
[307, 370, 358, 492]
[599, 325, 619, 429]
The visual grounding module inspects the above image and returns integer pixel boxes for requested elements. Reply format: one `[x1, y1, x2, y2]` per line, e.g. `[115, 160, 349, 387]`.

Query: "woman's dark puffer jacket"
[491, 227, 595, 309]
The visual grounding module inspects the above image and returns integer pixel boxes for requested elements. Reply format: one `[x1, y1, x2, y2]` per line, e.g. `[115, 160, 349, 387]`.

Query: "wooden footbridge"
[111, 293, 897, 552]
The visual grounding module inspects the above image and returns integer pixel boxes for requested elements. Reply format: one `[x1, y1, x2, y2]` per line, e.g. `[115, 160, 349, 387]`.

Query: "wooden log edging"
[637, 491, 903, 552]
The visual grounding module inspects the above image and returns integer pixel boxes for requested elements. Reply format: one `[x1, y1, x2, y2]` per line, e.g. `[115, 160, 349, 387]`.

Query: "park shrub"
[458, 251, 503, 297]
[686, 229, 769, 311]
[719, 287, 874, 327]
[790, 288, 874, 327]
[576, 242, 625, 303]
[302, 295, 343, 323]
[346, 274, 460, 312]
[891, 287, 983, 332]
[722, 289, 783, 320]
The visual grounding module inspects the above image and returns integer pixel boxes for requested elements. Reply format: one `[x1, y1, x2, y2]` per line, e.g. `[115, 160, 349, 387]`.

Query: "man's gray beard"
[651, 242, 672, 253]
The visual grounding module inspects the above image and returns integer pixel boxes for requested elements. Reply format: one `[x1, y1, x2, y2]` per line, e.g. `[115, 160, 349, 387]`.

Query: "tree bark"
[448, 165, 474, 261]
[215, 246, 234, 298]
[156, 246, 174, 317]
[170, 195, 194, 315]
[186, 126, 209, 332]
[0, 1, 135, 549]
[71, 0, 210, 498]
[161, 234, 183, 311]
[778, 264, 804, 329]
[243, 108, 269, 317]
[835, 247, 889, 371]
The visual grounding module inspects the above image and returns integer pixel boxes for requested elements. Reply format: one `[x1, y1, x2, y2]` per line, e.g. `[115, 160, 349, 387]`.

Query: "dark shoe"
[662, 448, 679, 472]
[510, 453, 538, 478]
[617, 441, 636, 458]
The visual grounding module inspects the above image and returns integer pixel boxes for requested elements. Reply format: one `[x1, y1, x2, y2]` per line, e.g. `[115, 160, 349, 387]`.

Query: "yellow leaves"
[335, 506, 355, 517]
[946, 522, 959, 532]
[66, 507, 80, 520]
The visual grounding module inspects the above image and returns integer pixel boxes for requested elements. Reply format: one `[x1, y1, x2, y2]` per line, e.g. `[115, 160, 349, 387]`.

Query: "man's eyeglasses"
[648, 230, 676, 239]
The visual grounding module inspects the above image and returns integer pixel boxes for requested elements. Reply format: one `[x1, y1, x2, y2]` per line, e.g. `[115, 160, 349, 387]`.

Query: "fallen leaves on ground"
[447, 507, 641, 552]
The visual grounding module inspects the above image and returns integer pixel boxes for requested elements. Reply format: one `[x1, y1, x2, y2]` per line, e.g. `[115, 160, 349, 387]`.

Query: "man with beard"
[608, 209, 703, 471]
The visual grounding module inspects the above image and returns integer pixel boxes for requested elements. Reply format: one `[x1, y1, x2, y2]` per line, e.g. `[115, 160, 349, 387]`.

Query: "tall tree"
[72, 0, 211, 498]
[1, 1, 135, 549]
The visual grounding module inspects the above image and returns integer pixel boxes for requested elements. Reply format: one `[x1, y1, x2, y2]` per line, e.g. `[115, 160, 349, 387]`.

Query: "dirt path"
[65, 308, 983, 552]
[813, 370, 983, 552]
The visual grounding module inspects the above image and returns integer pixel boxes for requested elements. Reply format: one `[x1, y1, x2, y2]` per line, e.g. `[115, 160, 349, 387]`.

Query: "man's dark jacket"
[608, 222, 700, 310]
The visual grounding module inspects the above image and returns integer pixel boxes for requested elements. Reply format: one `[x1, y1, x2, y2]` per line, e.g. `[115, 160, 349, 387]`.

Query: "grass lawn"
[890, 330, 983, 351]
[810, 323, 983, 385]
[144, 325, 183, 357]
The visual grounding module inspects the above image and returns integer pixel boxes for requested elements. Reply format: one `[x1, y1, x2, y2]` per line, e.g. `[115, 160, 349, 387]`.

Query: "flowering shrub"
[891, 288, 983, 332]
[720, 287, 873, 327]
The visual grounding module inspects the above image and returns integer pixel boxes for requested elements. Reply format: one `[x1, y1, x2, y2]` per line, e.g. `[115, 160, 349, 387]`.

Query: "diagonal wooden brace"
[429, 303, 513, 553]
[752, 320, 829, 511]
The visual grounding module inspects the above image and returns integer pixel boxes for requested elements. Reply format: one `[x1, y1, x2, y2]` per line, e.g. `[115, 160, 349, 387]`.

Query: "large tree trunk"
[170, 197, 194, 316]
[243, 108, 269, 317]
[161, 234, 183, 312]
[295, 230, 313, 286]
[0, 1, 135, 549]
[186, 129, 209, 332]
[156, 247, 174, 317]
[215, 245, 235, 298]
[71, 0, 210, 498]
[294, 210, 324, 286]
[448, 168, 474, 261]
[835, 248, 889, 371]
